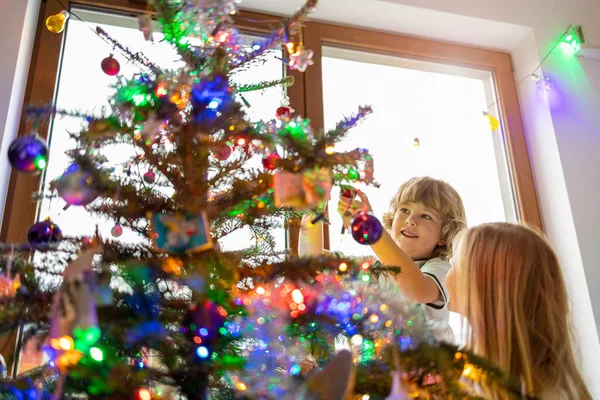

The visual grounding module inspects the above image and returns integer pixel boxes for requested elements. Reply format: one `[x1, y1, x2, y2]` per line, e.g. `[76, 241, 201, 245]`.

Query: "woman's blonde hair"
[382, 177, 466, 260]
[452, 223, 591, 399]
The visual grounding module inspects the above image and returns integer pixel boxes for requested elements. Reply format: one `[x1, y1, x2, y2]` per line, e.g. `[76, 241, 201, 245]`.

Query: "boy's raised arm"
[370, 229, 441, 305]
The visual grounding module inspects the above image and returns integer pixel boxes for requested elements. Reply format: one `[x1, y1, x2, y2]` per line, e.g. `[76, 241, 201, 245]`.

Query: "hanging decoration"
[138, 15, 154, 42]
[350, 211, 384, 245]
[111, 223, 123, 238]
[27, 218, 62, 249]
[101, 54, 121, 76]
[483, 112, 500, 132]
[54, 164, 99, 206]
[47, 244, 101, 374]
[46, 10, 70, 34]
[8, 134, 48, 174]
[273, 168, 332, 210]
[150, 212, 213, 254]
[0, 250, 20, 298]
[289, 47, 315, 72]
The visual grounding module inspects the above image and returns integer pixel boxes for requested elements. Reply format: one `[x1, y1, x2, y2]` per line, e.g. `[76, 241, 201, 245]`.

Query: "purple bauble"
[8, 134, 48, 174]
[350, 211, 383, 245]
[55, 164, 99, 206]
[27, 219, 62, 249]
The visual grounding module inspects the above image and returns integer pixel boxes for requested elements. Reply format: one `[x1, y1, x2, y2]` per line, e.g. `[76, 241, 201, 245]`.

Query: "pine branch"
[95, 26, 161, 75]
[231, 75, 294, 93]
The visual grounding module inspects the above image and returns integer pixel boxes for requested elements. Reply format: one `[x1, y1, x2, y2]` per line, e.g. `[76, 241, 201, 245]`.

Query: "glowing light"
[58, 336, 74, 351]
[155, 83, 168, 97]
[369, 314, 379, 324]
[325, 145, 335, 155]
[237, 138, 246, 146]
[193, 336, 202, 344]
[35, 156, 48, 170]
[338, 262, 348, 272]
[291, 289, 304, 304]
[560, 26, 584, 55]
[199, 328, 209, 337]
[350, 335, 363, 345]
[361, 262, 370, 270]
[236, 382, 247, 391]
[137, 388, 152, 400]
[207, 99, 220, 109]
[89, 347, 103, 362]
[362, 396, 371, 400]
[289, 364, 302, 375]
[196, 346, 209, 358]
[256, 286, 266, 295]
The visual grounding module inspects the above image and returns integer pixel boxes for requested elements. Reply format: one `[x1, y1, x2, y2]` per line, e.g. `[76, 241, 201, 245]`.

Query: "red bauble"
[143, 171, 156, 184]
[212, 143, 232, 161]
[101, 54, 120, 76]
[275, 106, 292, 120]
[262, 152, 281, 171]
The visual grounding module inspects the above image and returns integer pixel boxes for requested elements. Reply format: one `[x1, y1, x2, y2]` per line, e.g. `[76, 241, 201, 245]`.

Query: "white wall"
[0, 0, 41, 230]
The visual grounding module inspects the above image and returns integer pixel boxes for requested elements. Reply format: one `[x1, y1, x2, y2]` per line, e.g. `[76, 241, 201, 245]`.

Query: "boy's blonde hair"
[382, 177, 466, 260]
[452, 223, 591, 399]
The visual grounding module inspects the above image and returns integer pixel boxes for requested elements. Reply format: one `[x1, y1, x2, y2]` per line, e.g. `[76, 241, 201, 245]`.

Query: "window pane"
[322, 47, 516, 344]
[37, 9, 286, 252]
[324, 46, 515, 256]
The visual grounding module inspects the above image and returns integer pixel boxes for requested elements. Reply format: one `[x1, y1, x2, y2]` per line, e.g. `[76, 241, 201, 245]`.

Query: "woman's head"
[382, 177, 466, 260]
[446, 223, 590, 398]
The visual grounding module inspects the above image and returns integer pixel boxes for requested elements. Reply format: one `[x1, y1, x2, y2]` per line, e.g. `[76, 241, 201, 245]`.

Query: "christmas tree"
[1, 1, 533, 399]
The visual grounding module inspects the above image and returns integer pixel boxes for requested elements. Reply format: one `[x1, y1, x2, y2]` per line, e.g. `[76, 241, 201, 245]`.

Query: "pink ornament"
[289, 48, 314, 72]
[111, 223, 123, 237]
[276, 106, 292, 120]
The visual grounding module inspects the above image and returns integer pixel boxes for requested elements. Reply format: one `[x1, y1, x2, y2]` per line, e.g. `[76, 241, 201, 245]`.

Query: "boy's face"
[390, 202, 444, 260]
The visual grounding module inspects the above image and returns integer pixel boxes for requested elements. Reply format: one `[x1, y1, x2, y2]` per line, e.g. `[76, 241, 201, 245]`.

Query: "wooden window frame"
[300, 22, 542, 249]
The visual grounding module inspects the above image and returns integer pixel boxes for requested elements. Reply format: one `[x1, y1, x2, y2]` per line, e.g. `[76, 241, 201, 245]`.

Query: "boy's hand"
[338, 188, 373, 229]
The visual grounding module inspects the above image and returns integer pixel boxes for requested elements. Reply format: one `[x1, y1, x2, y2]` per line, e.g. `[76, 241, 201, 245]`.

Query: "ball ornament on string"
[101, 54, 120, 76]
[275, 106, 292, 120]
[261, 152, 281, 171]
[212, 142, 232, 161]
[350, 211, 384, 245]
[143, 171, 156, 184]
[55, 164, 99, 206]
[111, 223, 123, 238]
[8, 134, 48, 174]
[28, 219, 63, 249]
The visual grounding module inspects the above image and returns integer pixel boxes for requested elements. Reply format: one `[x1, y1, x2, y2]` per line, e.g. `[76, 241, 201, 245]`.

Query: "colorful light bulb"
[46, 10, 70, 33]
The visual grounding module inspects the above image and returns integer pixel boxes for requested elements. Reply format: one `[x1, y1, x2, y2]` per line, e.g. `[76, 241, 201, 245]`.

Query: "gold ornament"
[46, 10, 70, 34]
[483, 112, 500, 131]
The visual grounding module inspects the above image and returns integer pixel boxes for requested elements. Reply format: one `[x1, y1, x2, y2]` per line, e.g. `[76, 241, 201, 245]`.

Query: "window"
[323, 47, 516, 257]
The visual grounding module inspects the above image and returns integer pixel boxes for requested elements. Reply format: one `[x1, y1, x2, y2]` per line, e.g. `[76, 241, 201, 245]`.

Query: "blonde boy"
[300, 177, 467, 342]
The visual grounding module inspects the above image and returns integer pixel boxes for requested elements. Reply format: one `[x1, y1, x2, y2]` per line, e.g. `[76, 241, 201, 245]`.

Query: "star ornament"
[289, 47, 314, 72]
